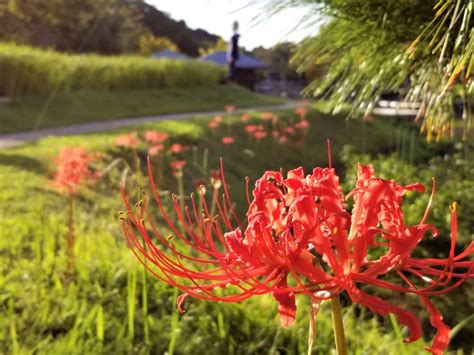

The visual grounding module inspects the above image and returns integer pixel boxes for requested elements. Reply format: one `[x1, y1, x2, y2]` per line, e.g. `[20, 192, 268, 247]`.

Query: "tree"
[0, 0, 146, 54]
[136, 3, 220, 57]
[252, 42, 299, 80]
[271, 0, 473, 140]
[138, 34, 178, 55]
[198, 38, 228, 56]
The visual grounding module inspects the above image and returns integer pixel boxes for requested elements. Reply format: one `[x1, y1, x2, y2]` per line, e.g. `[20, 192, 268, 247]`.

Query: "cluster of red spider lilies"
[51, 105, 311, 275]
[208, 107, 310, 145]
[51, 105, 473, 354]
[121, 147, 473, 355]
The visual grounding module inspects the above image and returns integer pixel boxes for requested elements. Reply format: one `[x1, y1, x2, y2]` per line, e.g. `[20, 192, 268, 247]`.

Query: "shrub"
[0, 42, 225, 97]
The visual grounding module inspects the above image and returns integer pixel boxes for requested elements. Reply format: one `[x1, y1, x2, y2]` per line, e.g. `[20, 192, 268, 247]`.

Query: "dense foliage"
[252, 42, 300, 80]
[0, 43, 225, 97]
[272, 0, 473, 139]
[138, 2, 221, 57]
[0, 0, 222, 57]
[0, 0, 146, 54]
[138, 34, 178, 56]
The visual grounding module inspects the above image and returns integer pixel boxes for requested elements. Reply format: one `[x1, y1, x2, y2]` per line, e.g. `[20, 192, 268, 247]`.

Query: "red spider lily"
[224, 105, 236, 113]
[169, 143, 186, 154]
[294, 119, 310, 130]
[241, 113, 251, 122]
[213, 115, 223, 123]
[271, 130, 280, 138]
[148, 144, 164, 157]
[169, 160, 187, 172]
[208, 120, 220, 130]
[295, 107, 308, 118]
[285, 126, 296, 135]
[116, 133, 138, 148]
[121, 159, 473, 355]
[54, 147, 99, 194]
[245, 125, 258, 134]
[254, 131, 267, 140]
[143, 130, 169, 144]
[221, 136, 234, 145]
[261, 112, 274, 121]
[278, 136, 288, 144]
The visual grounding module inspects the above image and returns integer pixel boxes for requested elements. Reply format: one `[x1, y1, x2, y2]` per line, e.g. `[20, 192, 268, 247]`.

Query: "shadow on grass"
[0, 153, 45, 174]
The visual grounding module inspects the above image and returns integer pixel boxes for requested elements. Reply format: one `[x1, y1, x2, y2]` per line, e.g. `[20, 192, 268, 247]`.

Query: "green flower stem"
[132, 147, 140, 178]
[330, 296, 347, 355]
[177, 175, 185, 216]
[158, 152, 163, 188]
[66, 193, 75, 280]
[197, 188, 203, 226]
[175, 173, 185, 235]
[210, 186, 218, 218]
[142, 256, 149, 346]
[168, 287, 179, 355]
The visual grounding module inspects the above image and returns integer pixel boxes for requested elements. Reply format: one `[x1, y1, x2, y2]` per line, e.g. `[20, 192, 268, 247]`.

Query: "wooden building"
[200, 51, 269, 90]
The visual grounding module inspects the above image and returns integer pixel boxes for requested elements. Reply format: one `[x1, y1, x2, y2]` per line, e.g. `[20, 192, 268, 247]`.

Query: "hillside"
[138, 2, 221, 57]
[0, 0, 221, 56]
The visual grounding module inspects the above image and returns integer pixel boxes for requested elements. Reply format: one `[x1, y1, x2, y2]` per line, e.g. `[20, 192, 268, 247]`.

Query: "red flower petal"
[351, 289, 422, 343]
[272, 276, 296, 327]
[177, 293, 189, 314]
[422, 297, 450, 355]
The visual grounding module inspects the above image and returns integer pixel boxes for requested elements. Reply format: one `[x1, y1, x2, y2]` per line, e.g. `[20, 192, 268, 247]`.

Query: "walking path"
[0, 101, 301, 149]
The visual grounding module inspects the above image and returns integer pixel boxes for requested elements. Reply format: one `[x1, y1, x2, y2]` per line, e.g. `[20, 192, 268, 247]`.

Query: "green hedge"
[0, 43, 225, 97]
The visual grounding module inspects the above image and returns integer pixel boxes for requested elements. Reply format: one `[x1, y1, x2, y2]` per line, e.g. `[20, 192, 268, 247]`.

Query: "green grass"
[0, 109, 440, 354]
[0, 85, 283, 134]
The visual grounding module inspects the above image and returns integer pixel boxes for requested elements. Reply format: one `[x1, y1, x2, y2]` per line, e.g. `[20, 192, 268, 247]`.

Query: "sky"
[146, 0, 321, 50]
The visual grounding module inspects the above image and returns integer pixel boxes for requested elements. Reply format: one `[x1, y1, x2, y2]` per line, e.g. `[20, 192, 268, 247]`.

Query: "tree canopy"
[0, 0, 221, 56]
[0, 0, 146, 54]
[272, 0, 473, 140]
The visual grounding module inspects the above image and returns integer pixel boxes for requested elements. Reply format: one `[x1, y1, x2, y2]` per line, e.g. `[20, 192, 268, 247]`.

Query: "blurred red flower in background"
[148, 144, 164, 156]
[54, 147, 98, 194]
[294, 119, 310, 130]
[261, 112, 274, 121]
[245, 125, 258, 134]
[169, 143, 186, 154]
[224, 105, 236, 113]
[169, 160, 187, 172]
[285, 127, 296, 135]
[241, 113, 251, 122]
[122, 161, 473, 355]
[208, 120, 220, 130]
[221, 136, 235, 145]
[254, 130, 267, 140]
[143, 130, 169, 144]
[116, 133, 138, 148]
[295, 107, 308, 118]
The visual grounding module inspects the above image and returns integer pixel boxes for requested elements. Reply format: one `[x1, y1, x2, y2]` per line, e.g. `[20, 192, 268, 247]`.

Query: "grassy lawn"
[0, 85, 284, 134]
[0, 107, 440, 354]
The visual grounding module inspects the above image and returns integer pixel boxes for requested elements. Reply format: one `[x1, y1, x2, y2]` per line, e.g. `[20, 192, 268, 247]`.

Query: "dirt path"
[0, 101, 301, 149]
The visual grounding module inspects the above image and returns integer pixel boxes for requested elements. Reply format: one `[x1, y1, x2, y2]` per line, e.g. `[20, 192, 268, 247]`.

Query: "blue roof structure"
[200, 51, 268, 69]
[151, 50, 189, 60]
